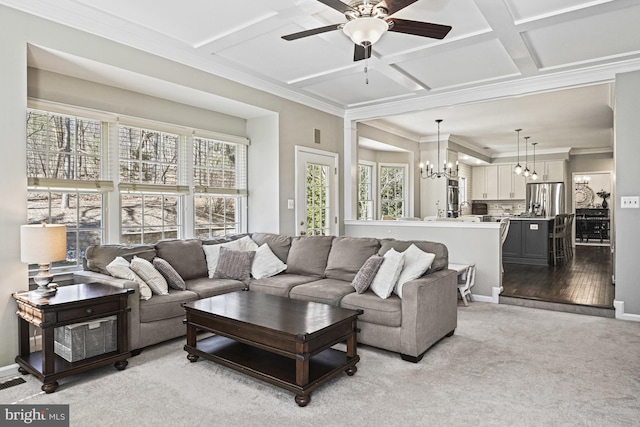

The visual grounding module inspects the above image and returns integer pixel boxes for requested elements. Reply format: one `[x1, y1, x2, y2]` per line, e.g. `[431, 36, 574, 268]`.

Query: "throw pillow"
[394, 244, 436, 299]
[351, 255, 384, 294]
[130, 256, 169, 296]
[370, 248, 405, 299]
[153, 257, 186, 290]
[214, 247, 256, 283]
[251, 244, 287, 280]
[106, 256, 152, 300]
[235, 235, 259, 252]
[203, 239, 242, 278]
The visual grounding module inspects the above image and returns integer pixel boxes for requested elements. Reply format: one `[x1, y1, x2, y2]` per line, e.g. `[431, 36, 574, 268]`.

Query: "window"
[193, 137, 247, 238]
[26, 105, 249, 270]
[118, 125, 183, 244]
[379, 164, 407, 219]
[358, 161, 376, 220]
[26, 110, 108, 269]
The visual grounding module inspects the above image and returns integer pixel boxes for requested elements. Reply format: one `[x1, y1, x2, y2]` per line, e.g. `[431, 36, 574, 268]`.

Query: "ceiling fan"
[281, 0, 452, 61]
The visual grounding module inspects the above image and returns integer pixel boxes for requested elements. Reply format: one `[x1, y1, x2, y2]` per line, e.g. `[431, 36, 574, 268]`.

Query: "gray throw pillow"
[214, 247, 256, 284]
[153, 257, 186, 290]
[351, 255, 384, 293]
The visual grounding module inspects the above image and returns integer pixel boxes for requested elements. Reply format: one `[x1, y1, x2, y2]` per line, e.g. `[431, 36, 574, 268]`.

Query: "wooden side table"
[12, 283, 133, 393]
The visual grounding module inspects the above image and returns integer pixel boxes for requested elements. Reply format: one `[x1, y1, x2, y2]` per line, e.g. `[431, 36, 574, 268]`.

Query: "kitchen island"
[502, 217, 554, 266]
[344, 219, 503, 303]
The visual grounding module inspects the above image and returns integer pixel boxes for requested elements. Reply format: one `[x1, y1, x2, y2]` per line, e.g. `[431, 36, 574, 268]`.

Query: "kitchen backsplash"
[483, 200, 527, 216]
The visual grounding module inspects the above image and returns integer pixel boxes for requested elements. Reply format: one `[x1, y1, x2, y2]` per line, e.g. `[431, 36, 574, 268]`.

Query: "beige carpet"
[1, 302, 639, 426]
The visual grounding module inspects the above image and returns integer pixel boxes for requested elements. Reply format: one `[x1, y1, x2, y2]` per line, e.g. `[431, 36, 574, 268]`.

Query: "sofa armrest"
[73, 270, 141, 351]
[399, 268, 458, 358]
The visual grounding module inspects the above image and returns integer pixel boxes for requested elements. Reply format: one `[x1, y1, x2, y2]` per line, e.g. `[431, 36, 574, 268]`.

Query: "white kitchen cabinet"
[498, 164, 526, 200]
[526, 160, 565, 183]
[472, 166, 498, 200]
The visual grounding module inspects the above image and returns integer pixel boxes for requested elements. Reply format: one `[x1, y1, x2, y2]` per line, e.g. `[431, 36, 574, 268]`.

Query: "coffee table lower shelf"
[184, 335, 359, 405]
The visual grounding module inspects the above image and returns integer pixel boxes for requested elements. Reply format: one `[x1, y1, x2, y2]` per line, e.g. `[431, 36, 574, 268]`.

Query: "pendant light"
[531, 142, 538, 181]
[523, 136, 530, 177]
[514, 129, 522, 175]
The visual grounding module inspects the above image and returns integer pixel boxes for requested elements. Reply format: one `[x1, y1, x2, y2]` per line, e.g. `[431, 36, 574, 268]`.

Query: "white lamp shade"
[20, 224, 67, 264]
[343, 17, 388, 46]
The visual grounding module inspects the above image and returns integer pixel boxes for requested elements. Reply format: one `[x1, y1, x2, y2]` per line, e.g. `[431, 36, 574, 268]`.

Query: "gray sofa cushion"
[340, 291, 402, 327]
[155, 239, 208, 280]
[251, 233, 291, 263]
[185, 277, 246, 299]
[378, 239, 448, 273]
[325, 236, 380, 282]
[286, 236, 334, 277]
[85, 244, 156, 275]
[139, 290, 199, 323]
[288, 278, 355, 307]
[249, 274, 320, 297]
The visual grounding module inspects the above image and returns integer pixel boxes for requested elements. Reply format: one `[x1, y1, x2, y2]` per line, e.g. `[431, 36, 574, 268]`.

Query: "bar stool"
[564, 213, 574, 259]
[549, 214, 568, 265]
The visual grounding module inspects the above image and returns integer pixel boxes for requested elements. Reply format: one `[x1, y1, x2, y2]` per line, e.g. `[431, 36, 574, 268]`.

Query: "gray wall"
[614, 71, 640, 316]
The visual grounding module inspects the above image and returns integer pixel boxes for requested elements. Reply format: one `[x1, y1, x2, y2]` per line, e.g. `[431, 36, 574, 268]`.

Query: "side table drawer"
[57, 300, 120, 323]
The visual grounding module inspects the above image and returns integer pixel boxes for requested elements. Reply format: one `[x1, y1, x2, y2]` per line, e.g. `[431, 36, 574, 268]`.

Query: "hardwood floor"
[501, 245, 614, 308]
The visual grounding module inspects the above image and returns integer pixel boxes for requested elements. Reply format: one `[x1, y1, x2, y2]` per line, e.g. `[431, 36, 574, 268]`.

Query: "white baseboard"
[614, 300, 640, 322]
[0, 363, 19, 378]
[472, 287, 501, 304]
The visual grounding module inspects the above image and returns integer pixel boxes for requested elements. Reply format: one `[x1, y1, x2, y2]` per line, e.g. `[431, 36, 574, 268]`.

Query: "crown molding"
[570, 147, 614, 155]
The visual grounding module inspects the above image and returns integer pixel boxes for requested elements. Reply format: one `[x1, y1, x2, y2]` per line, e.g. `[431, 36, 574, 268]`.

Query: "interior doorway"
[572, 171, 613, 247]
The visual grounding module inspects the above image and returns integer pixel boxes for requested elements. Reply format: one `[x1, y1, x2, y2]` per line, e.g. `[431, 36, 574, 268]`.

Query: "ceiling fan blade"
[379, 0, 420, 16]
[281, 24, 342, 41]
[317, 0, 356, 14]
[353, 44, 372, 62]
[387, 18, 452, 39]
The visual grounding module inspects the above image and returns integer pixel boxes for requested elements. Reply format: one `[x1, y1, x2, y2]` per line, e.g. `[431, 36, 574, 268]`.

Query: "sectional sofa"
[73, 233, 458, 362]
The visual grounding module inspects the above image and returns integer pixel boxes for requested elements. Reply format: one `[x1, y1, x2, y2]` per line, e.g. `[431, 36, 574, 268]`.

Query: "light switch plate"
[621, 196, 639, 208]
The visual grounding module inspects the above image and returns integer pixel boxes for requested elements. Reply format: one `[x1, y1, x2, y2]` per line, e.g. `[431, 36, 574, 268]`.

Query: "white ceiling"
[4, 0, 640, 157]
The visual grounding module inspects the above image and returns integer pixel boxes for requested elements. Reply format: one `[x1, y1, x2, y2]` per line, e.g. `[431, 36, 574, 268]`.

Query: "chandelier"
[419, 119, 458, 179]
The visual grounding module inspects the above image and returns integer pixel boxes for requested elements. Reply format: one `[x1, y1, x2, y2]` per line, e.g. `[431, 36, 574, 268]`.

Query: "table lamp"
[20, 223, 67, 296]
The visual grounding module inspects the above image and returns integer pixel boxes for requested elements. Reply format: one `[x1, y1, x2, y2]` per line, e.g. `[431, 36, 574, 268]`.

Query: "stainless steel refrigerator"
[526, 182, 565, 217]
[447, 179, 459, 218]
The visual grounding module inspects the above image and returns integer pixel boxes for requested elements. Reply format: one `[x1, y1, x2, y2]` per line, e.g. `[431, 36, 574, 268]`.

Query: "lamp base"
[31, 263, 57, 297]
[31, 283, 57, 297]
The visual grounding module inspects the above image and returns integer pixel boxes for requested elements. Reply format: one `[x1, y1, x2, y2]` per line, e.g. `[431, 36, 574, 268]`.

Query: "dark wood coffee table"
[183, 291, 361, 406]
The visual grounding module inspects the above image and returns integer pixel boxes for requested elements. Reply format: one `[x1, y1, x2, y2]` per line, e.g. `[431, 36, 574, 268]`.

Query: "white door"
[295, 146, 339, 236]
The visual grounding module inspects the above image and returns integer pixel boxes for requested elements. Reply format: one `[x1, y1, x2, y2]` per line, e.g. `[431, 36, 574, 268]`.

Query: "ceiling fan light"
[343, 17, 388, 46]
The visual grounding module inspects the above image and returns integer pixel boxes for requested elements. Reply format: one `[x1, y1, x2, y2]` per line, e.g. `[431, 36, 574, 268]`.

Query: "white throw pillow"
[106, 256, 152, 300]
[370, 248, 405, 299]
[251, 244, 287, 280]
[236, 235, 259, 252]
[203, 236, 259, 279]
[130, 256, 169, 296]
[394, 244, 436, 298]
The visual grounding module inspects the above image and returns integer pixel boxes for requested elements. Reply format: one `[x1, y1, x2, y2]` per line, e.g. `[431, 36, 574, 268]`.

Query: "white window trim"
[358, 160, 377, 220]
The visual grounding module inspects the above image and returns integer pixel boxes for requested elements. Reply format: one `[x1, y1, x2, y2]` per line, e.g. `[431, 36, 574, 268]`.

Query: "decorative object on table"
[20, 222, 67, 296]
[419, 119, 459, 179]
[597, 190, 610, 208]
[575, 185, 595, 208]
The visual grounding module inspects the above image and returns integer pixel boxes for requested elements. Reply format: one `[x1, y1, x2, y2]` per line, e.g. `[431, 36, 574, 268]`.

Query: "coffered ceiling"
[4, 0, 640, 156]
